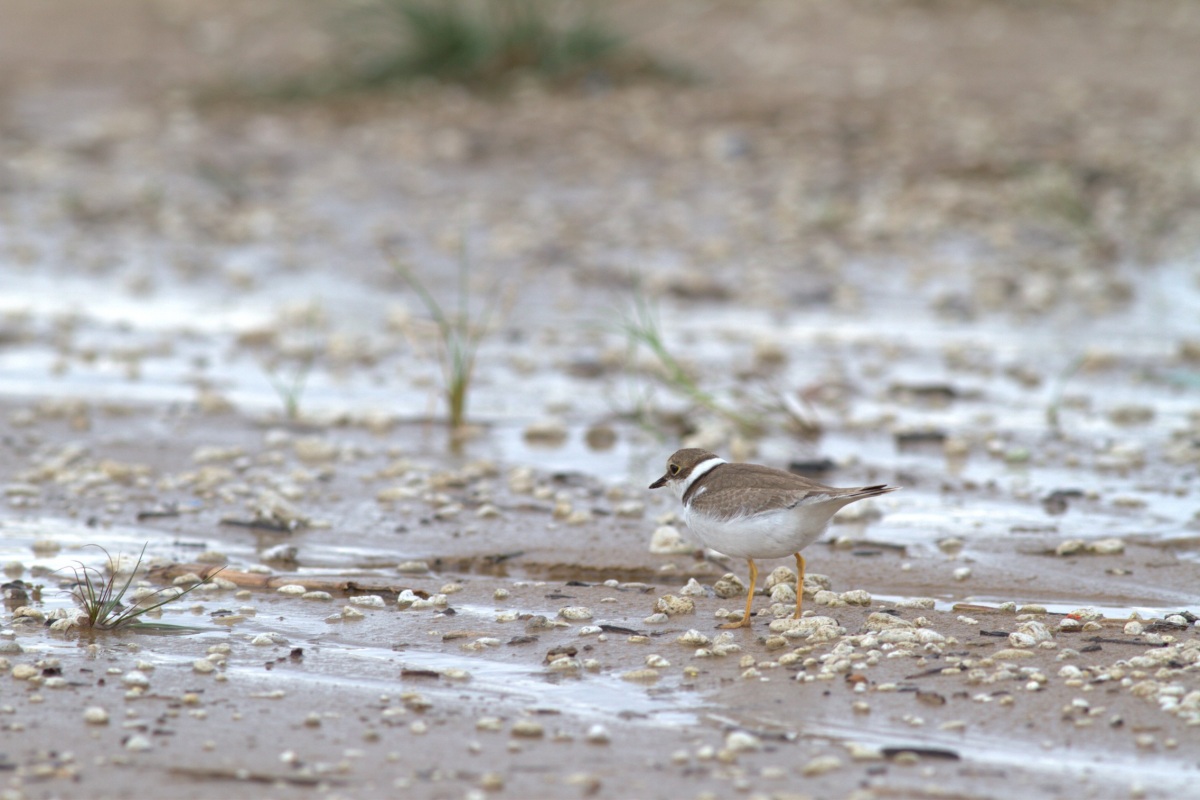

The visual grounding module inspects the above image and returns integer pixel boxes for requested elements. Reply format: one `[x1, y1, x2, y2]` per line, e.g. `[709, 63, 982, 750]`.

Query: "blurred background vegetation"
[254, 0, 677, 97]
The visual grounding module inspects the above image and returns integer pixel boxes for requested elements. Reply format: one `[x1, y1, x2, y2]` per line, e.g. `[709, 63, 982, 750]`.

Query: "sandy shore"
[3, 2, 1200, 798]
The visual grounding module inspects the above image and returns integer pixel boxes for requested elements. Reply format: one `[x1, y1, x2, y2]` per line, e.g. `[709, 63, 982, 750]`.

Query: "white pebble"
[802, 755, 843, 776]
[252, 633, 288, 646]
[125, 734, 153, 751]
[676, 629, 711, 646]
[83, 707, 109, 724]
[585, 724, 610, 744]
[121, 671, 150, 689]
[724, 731, 761, 753]
[649, 525, 694, 555]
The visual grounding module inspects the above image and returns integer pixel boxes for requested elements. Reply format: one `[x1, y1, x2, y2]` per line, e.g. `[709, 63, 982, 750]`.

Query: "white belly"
[683, 505, 830, 559]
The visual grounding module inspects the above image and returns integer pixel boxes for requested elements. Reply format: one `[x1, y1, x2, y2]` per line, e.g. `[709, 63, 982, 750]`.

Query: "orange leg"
[720, 558, 757, 629]
[793, 553, 806, 619]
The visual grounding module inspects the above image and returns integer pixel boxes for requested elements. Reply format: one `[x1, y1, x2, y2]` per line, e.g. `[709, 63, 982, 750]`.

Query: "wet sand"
[3, 2, 1200, 799]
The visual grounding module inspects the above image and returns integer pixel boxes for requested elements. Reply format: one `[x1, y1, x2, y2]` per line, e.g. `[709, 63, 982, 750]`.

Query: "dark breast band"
[682, 462, 723, 507]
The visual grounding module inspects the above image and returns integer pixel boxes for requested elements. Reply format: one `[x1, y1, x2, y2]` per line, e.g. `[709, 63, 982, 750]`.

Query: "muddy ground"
[2, 2, 1200, 799]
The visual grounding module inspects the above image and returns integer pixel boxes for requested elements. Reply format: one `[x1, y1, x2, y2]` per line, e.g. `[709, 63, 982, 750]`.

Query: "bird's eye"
[669, 464, 680, 475]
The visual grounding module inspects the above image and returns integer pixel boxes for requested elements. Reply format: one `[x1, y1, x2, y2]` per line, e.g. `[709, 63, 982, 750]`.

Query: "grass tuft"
[617, 281, 765, 437]
[347, 0, 629, 87]
[259, 306, 323, 421]
[239, 0, 681, 98]
[263, 355, 315, 422]
[384, 242, 502, 433]
[1045, 355, 1085, 433]
[66, 544, 221, 632]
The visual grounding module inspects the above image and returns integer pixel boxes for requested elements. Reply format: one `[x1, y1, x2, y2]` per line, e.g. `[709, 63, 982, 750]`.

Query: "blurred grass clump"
[283, 0, 673, 95]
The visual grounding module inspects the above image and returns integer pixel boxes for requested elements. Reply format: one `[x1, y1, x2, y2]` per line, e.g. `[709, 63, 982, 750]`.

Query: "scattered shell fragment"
[523, 418, 567, 444]
[802, 755, 843, 776]
[1009, 621, 1052, 648]
[724, 731, 762, 753]
[83, 707, 109, 725]
[895, 597, 937, 609]
[768, 578, 796, 604]
[938, 537, 965, 554]
[654, 595, 695, 616]
[511, 719, 545, 738]
[863, 612, 916, 632]
[1056, 537, 1125, 556]
[13, 607, 45, 622]
[769, 616, 845, 643]
[676, 629, 711, 646]
[121, 671, 150, 689]
[649, 525, 694, 555]
[713, 573, 746, 599]
[814, 590, 844, 607]
[558, 606, 593, 621]
[614, 501, 645, 518]
[293, 436, 339, 463]
[765, 566, 797, 589]
[844, 742, 882, 760]
[410, 594, 448, 609]
[840, 589, 872, 606]
[251, 633, 289, 646]
[461, 638, 502, 651]
[993, 649, 1035, 660]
